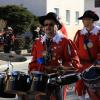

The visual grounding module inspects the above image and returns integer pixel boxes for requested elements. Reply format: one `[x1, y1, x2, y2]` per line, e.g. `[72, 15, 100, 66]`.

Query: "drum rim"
[82, 75, 100, 81]
[30, 71, 45, 75]
[0, 72, 6, 74]
[0, 72, 6, 78]
[11, 71, 26, 75]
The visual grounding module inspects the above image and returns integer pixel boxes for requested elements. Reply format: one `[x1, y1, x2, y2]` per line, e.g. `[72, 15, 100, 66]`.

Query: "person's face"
[43, 19, 58, 38]
[82, 17, 94, 27]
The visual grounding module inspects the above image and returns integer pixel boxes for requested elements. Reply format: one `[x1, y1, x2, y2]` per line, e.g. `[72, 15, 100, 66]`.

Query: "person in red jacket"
[28, 12, 81, 100]
[73, 10, 100, 100]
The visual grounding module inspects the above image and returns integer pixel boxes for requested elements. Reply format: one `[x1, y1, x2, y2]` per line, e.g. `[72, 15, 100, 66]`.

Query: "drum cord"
[4, 55, 14, 74]
[8, 55, 14, 72]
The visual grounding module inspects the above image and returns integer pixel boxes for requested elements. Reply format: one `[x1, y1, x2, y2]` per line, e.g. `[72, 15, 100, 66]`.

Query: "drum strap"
[43, 37, 52, 65]
[84, 34, 95, 63]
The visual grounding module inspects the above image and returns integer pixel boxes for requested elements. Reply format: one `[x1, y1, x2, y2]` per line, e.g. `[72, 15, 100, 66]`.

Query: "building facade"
[0, 0, 100, 39]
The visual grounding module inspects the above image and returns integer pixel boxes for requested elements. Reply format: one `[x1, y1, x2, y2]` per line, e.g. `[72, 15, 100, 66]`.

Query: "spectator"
[30, 25, 40, 42]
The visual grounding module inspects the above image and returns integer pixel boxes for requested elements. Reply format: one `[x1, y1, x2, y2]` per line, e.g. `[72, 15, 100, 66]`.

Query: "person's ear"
[54, 25, 58, 31]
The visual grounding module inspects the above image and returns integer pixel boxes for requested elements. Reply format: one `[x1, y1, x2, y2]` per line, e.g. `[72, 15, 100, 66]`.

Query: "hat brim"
[78, 16, 84, 20]
[78, 15, 99, 21]
[39, 15, 62, 30]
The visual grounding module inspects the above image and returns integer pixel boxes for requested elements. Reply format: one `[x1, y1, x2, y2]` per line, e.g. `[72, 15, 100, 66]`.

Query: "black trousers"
[46, 85, 64, 100]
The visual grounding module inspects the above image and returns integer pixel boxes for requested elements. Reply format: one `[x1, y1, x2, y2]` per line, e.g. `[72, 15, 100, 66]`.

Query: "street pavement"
[0, 52, 89, 100]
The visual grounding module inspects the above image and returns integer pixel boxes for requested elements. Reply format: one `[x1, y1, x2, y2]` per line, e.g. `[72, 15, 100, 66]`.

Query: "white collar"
[41, 33, 64, 44]
[80, 25, 100, 35]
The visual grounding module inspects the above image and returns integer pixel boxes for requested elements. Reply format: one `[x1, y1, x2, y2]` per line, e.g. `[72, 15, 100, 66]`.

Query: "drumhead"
[82, 66, 100, 82]
[0, 72, 16, 98]
[4, 71, 32, 95]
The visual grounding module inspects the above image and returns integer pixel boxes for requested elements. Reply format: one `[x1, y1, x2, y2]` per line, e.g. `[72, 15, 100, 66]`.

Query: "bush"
[0, 5, 39, 35]
[14, 36, 25, 50]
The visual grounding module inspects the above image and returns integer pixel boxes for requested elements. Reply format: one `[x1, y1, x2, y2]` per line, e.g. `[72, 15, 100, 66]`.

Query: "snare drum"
[82, 66, 100, 98]
[82, 66, 100, 87]
[0, 72, 6, 96]
[5, 71, 32, 95]
[0, 72, 16, 98]
[29, 71, 48, 94]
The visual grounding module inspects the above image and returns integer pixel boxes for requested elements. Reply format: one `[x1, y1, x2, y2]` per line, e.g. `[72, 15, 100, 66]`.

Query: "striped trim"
[67, 44, 71, 56]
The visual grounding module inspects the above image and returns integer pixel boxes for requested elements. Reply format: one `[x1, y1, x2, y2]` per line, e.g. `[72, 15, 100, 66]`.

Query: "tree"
[0, 5, 39, 35]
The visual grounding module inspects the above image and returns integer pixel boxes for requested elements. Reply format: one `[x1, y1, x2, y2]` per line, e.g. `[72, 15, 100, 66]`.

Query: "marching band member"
[74, 10, 100, 100]
[28, 12, 81, 100]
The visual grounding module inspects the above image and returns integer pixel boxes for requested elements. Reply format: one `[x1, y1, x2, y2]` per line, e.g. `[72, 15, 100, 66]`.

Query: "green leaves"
[0, 5, 39, 34]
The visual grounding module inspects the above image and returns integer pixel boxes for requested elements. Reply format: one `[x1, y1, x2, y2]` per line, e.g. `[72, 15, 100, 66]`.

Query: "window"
[54, 8, 59, 16]
[66, 10, 70, 25]
[75, 11, 79, 25]
[95, 0, 100, 7]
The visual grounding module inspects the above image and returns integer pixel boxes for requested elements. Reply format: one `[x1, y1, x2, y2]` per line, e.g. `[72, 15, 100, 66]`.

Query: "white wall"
[46, 0, 84, 39]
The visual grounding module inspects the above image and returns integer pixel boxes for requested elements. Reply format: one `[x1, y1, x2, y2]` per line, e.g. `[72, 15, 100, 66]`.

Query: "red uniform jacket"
[29, 33, 81, 73]
[74, 26, 100, 71]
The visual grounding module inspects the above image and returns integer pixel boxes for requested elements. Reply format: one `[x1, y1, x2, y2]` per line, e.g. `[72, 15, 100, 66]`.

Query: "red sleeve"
[28, 40, 44, 73]
[28, 41, 38, 72]
[63, 39, 81, 70]
[73, 30, 80, 49]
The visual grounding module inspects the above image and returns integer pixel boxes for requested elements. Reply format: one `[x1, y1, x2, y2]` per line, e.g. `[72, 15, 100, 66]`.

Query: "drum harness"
[4, 54, 14, 74]
[84, 32, 95, 63]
